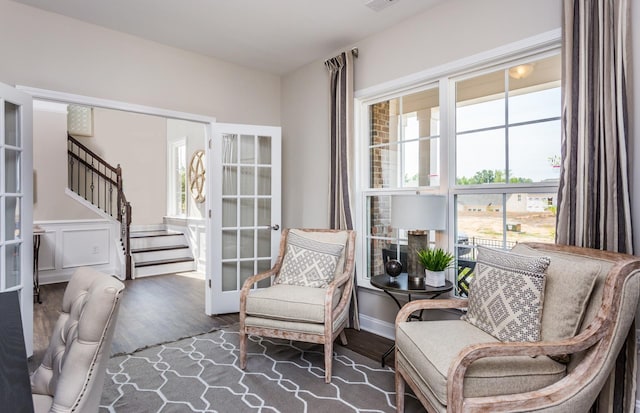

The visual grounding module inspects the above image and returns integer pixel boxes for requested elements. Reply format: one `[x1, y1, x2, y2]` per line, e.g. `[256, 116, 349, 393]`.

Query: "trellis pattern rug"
[99, 326, 423, 412]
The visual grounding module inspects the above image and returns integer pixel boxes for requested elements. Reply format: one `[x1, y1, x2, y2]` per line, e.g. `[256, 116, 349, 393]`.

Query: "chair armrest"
[326, 270, 354, 319]
[447, 319, 607, 412]
[395, 298, 468, 326]
[241, 268, 278, 291]
[240, 230, 289, 309]
[239, 267, 279, 315]
[326, 230, 357, 320]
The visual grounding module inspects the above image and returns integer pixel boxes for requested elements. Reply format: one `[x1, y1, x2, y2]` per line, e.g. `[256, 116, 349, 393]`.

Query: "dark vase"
[385, 259, 403, 278]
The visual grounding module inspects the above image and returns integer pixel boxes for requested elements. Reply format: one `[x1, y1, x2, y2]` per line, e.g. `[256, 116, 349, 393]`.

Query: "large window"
[363, 86, 440, 279]
[453, 54, 561, 296]
[357, 48, 561, 296]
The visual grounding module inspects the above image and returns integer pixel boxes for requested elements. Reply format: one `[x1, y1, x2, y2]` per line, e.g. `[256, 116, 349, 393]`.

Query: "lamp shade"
[391, 195, 446, 230]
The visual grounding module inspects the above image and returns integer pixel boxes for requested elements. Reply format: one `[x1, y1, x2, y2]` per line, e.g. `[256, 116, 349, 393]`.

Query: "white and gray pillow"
[275, 232, 345, 288]
[462, 246, 550, 342]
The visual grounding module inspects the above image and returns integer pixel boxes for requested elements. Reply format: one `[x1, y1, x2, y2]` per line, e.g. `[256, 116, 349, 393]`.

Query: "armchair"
[239, 228, 356, 383]
[31, 267, 125, 413]
[395, 243, 640, 412]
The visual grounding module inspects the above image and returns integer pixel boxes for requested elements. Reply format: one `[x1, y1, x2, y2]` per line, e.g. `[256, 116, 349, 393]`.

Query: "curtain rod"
[325, 48, 359, 65]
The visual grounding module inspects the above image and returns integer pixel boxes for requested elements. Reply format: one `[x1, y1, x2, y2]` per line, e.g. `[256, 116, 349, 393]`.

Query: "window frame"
[354, 32, 562, 290]
[167, 137, 187, 217]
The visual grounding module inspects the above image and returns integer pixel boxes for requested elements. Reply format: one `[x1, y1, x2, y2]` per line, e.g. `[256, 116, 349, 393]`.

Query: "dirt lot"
[458, 211, 556, 244]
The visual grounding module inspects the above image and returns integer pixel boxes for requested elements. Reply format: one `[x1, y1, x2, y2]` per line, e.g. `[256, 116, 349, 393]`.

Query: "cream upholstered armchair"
[31, 267, 125, 413]
[239, 228, 356, 383]
[395, 243, 640, 412]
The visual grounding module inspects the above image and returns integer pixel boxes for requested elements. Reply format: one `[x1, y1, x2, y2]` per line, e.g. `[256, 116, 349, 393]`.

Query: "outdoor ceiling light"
[509, 64, 535, 80]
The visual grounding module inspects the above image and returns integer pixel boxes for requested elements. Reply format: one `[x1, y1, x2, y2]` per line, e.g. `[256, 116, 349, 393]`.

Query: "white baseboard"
[358, 314, 395, 341]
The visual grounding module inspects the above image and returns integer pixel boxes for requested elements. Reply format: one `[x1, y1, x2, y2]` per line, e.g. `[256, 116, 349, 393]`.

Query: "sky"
[401, 86, 561, 185]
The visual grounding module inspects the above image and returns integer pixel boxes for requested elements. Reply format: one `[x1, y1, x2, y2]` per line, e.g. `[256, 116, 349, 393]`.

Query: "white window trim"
[354, 29, 562, 289]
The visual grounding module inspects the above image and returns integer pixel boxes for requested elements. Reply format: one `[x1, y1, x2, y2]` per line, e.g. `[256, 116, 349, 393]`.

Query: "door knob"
[271, 224, 280, 231]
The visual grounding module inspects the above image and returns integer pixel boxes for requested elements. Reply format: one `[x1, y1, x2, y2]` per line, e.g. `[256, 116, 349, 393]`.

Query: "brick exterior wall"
[369, 101, 394, 276]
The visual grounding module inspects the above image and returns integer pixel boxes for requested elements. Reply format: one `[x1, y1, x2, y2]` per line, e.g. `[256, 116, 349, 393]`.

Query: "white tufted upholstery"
[31, 267, 124, 413]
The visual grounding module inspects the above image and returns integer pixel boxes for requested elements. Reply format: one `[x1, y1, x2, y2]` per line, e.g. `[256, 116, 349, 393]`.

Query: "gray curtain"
[556, 0, 633, 254]
[557, 0, 635, 411]
[325, 51, 359, 330]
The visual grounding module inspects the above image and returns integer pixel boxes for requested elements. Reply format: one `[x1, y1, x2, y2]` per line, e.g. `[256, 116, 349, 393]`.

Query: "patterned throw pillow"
[275, 232, 345, 288]
[461, 246, 551, 342]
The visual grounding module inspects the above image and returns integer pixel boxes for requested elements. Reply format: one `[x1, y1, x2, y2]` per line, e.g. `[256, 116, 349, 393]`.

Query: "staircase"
[130, 230, 196, 277]
[67, 134, 133, 278]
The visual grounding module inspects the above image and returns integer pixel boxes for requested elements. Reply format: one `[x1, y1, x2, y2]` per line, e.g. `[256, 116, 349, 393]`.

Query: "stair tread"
[132, 245, 190, 254]
[135, 257, 195, 267]
[130, 230, 183, 238]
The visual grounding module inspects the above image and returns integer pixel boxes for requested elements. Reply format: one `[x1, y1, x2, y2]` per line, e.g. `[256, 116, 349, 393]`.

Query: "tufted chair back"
[31, 267, 125, 413]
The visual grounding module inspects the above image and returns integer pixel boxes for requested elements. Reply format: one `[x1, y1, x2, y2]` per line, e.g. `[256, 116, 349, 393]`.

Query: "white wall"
[281, 0, 562, 229]
[280, 0, 563, 329]
[33, 101, 101, 221]
[0, 0, 280, 126]
[76, 108, 168, 226]
[280, 62, 332, 228]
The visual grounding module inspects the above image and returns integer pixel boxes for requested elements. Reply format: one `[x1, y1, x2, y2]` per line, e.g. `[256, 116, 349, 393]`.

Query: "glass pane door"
[0, 83, 33, 356]
[208, 124, 281, 315]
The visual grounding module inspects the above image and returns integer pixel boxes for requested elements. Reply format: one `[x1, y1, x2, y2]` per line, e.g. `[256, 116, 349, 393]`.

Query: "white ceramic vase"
[424, 269, 445, 287]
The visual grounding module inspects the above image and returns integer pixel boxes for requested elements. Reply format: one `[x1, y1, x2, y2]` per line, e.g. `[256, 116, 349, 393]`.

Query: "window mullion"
[504, 69, 510, 184]
[398, 98, 404, 188]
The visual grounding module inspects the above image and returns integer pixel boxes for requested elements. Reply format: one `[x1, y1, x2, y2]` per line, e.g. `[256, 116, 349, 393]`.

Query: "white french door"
[0, 82, 33, 355]
[206, 123, 281, 315]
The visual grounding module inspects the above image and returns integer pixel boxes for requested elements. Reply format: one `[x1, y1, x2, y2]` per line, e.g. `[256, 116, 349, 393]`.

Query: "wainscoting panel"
[61, 227, 110, 268]
[34, 219, 121, 284]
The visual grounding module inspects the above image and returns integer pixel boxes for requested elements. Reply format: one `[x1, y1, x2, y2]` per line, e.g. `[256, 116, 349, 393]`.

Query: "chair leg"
[324, 341, 333, 383]
[339, 330, 348, 346]
[239, 329, 247, 370]
[396, 368, 405, 412]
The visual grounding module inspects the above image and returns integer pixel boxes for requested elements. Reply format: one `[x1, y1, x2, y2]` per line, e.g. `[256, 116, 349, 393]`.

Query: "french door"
[207, 123, 281, 315]
[0, 82, 33, 355]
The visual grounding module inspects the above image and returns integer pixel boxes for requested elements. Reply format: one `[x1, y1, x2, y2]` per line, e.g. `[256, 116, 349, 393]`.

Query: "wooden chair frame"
[239, 228, 356, 383]
[395, 243, 640, 412]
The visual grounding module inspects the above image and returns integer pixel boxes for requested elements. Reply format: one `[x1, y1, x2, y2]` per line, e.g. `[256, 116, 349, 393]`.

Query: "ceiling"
[12, 0, 444, 75]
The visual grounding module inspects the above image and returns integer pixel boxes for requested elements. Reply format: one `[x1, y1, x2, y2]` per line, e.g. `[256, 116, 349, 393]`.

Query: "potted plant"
[417, 248, 454, 287]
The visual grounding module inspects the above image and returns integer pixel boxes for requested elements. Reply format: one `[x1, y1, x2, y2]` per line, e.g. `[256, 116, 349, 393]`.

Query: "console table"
[33, 225, 44, 304]
[370, 273, 453, 367]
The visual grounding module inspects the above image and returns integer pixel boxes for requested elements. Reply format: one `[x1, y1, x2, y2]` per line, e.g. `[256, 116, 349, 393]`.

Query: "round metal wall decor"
[189, 150, 206, 203]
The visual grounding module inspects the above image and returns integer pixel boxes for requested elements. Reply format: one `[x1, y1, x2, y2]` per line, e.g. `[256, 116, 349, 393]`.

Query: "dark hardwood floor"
[31, 272, 393, 372]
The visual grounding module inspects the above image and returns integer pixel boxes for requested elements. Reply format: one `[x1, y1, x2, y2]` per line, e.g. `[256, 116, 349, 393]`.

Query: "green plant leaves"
[416, 248, 455, 272]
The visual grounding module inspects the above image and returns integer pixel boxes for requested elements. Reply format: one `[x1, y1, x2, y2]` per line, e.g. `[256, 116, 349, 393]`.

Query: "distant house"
[458, 193, 557, 213]
[457, 194, 503, 212]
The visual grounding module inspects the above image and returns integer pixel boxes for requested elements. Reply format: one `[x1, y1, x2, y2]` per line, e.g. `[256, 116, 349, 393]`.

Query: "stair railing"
[67, 134, 132, 278]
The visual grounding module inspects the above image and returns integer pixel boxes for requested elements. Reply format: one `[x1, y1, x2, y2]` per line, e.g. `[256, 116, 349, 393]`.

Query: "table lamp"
[391, 194, 446, 282]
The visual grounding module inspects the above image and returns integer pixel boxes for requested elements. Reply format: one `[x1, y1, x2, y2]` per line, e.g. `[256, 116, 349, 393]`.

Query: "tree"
[456, 169, 533, 185]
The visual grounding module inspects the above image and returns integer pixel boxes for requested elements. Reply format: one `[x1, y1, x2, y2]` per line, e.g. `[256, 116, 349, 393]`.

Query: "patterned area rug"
[99, 326, 423, 412]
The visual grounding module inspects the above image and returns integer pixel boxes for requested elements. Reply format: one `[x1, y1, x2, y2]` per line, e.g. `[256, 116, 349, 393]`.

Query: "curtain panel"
[557, 1, 634, 411]
[326, 52, 355, 231]
[556, 0, 633, 254]
[325, 51, 359, 329]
